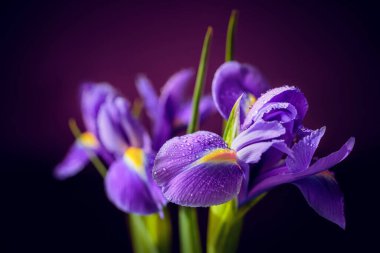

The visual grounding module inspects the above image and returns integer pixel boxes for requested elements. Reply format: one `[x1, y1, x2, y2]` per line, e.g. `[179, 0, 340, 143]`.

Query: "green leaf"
[225, 10, 239, 62]
[129, 209, 172, 253]
[187, 26, 213, 134]
[222, 95, 243, 147]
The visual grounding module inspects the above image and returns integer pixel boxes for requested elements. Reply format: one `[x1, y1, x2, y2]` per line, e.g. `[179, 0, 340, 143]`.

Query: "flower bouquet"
[55, 10, 354, 253]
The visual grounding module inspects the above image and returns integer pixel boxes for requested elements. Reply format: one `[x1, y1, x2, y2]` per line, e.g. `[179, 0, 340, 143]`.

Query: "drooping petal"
[153, 131, 244, 207]
[212, 62, 269, 119]
[54, 132, 98, 180]
[293, 171, 345, 228]
[247, 136, 355, 199]
[243, 86, 308, 129]
[135, 75, 159, 121]
[81, 83, 116, 133]
[286, 127, 326, 173]
[105, 148, 164, 215]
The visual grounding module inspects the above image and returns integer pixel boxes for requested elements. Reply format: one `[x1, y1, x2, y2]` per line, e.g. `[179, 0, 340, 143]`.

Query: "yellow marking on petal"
[79, 132, 98, 148]
[197, 149, 237, 164]
[248, 94, 256, 105]
[124, 147, 146, 177]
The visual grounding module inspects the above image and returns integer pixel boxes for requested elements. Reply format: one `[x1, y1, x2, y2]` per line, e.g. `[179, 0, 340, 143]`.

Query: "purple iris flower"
[136, 69, 215, 150]
[55, 83, 166, 215]
[153, 84, 354, 228]
[212, 61, 269, 119]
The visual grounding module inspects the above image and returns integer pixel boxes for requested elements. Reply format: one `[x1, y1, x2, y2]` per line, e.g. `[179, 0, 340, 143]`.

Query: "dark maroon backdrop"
[1, 0, 379, 252]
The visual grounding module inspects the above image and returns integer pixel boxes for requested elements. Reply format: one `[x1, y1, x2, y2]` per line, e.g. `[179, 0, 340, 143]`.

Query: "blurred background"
[1, 0, 379, 252]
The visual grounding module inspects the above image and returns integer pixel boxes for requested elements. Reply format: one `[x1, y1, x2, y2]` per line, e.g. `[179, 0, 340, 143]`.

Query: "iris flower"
[153, 69, 354, 227]
[136, 69, 215, 150]
[55, 83, 166, 215]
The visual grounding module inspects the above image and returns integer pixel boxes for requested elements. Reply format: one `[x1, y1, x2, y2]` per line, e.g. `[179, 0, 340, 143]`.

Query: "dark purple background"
[1, 0, 379, 252]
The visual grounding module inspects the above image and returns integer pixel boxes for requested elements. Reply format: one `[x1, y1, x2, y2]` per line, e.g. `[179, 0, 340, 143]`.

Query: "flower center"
[124, 147, 146, 178]
[79, 132, 98, 148]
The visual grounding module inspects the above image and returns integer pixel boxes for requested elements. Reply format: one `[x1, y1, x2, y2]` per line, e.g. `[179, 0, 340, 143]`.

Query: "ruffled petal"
[236, 140, 290, 164]
[231, 121, 286, 151]
[54, 132, 98, 180]
[293, 171, 345, 229]
[135, 75, 159, 121]
[253, 102, 297, 124]
[248, 137, 355, 199]
[80, 83, 116, 133]
[243, 86, 308, 129]
[153, 131, 244, 207]
[105, 148, 164, 215]
[212, 62, 269, 119]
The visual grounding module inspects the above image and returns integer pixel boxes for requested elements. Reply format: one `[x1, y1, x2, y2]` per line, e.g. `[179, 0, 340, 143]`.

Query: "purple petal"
[150, 69, 194, 150]
[253, 102, 297, 124]
[174, 95, 216, 128]
[97, 98, 129, 157]
[248, 137, 355, 199]
[231, 121, 286, 151]
[81, 83, 117, 133]
[212, 62, 269, 119]
[54, 132, 98, 180]
[135, 75, 159, 121]
[152, 116, 172, 151]
[115, 97, 152, 151]
[105, 149, 164, 214]
[309, 137, 355, 172]
[243, 86, 308, 129]
[286, 127, 326, 173]
[97, 96, 151, 156]
[161, 69, 194, 119]
[236, 140, 284, 164]
[153, 131, 244, 207]
[293, 172, 345, 229]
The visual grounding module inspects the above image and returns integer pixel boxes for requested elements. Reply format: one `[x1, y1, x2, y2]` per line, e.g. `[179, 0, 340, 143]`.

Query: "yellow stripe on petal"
[79, 132, 98, 148]
[197, 149, 237, 165]
[124, 147, 147, 178]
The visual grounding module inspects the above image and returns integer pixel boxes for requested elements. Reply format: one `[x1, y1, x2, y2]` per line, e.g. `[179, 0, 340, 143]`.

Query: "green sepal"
[207, 199, 242, 253]
[223, 95, 243, 147]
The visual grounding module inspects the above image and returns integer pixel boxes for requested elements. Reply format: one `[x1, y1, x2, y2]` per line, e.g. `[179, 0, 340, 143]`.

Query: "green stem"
[187, 26, 213, 134]
[179, 207, 202, 253]
[68, 118, 107, 178]
[180, 26, 213, 253]
[129, 208, 172, 253]
[225, 10, 238, 62]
